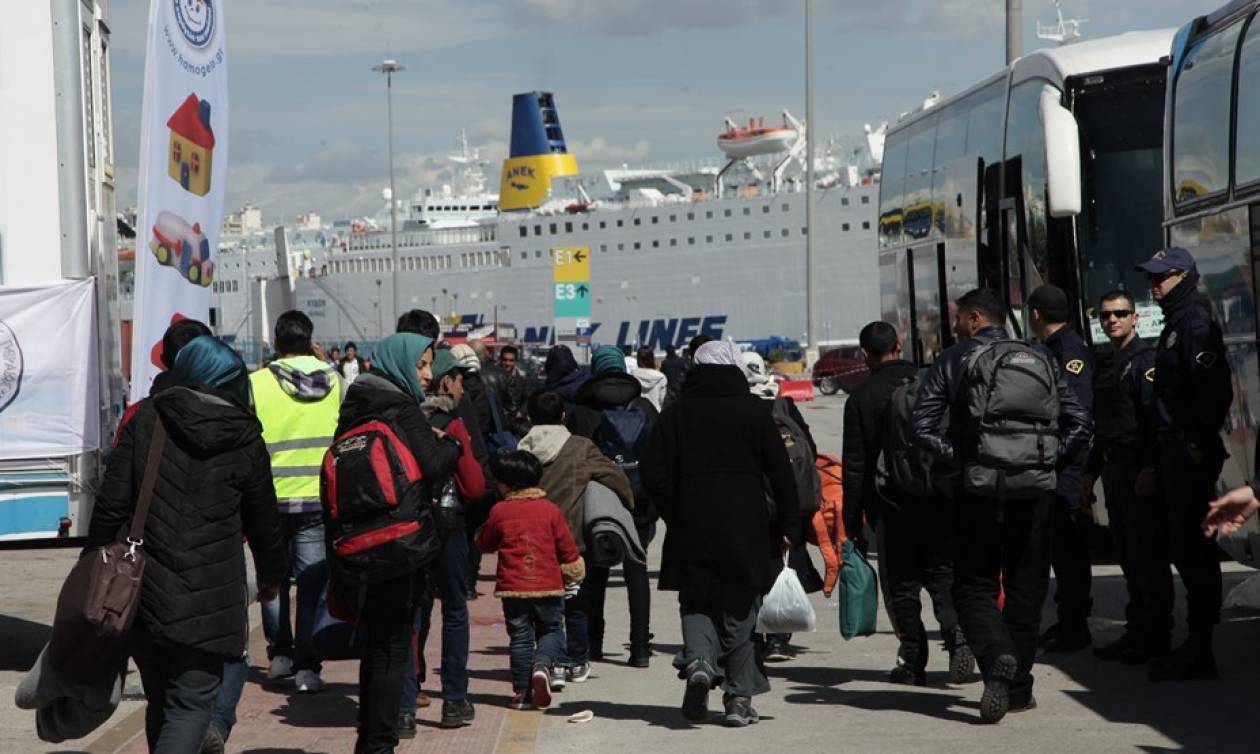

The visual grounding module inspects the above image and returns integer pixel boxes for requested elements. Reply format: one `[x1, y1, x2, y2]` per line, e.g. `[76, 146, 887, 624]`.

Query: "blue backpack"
[485, 387, 519, 456]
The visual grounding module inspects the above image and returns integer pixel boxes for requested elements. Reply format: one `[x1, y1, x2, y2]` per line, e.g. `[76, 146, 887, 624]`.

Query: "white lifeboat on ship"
[717, 115, 798, 159]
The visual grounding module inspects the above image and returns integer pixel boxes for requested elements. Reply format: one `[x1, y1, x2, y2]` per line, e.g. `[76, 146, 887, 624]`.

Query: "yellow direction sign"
[552, 246, 590, 283]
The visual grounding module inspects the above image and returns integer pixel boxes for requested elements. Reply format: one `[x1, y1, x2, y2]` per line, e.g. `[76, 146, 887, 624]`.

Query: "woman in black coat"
[89, 336, 287, 753]
[641, 340, 800, 727]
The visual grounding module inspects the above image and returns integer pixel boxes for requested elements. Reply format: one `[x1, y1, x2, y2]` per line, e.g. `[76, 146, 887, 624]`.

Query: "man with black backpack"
[1026, 285, 1096, 654]
[843, 321, 973, 687]
[912, 288, 1091, 724]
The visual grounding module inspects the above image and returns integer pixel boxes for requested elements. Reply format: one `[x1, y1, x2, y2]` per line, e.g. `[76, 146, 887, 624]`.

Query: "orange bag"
[808, 454, 845, 597]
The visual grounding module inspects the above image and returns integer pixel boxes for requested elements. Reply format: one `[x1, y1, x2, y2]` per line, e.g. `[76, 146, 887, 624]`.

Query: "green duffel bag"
[838, 539, 878, 640]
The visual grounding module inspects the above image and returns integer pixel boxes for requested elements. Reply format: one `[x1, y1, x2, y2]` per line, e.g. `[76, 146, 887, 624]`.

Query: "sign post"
[552, 246, 591, 360]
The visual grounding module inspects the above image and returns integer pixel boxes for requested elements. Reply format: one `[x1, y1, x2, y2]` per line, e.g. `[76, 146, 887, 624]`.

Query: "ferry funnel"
[498, 91, 579, 211]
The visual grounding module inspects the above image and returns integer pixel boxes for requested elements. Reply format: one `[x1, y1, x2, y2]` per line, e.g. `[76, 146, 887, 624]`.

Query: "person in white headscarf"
[693, 339, 746, 370]
[741, 352, 780, 400]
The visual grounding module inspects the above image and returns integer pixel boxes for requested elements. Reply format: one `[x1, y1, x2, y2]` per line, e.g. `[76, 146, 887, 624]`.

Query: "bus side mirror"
[1040, 88, 1082, 218]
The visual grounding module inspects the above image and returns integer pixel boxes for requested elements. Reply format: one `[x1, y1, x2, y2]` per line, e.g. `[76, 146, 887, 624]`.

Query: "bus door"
[999, 194, 1027, 338]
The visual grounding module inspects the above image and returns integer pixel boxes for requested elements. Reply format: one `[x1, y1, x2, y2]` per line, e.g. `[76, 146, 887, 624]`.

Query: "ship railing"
[345, 224, 495, 253]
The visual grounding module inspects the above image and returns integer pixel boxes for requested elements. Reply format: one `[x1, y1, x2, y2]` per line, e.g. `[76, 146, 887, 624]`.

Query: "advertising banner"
[129, 0, 229, 401]
[0, 280, 100, 459]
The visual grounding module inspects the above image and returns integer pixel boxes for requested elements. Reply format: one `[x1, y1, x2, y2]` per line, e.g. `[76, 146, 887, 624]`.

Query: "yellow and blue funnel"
[499, 92, 579, 211]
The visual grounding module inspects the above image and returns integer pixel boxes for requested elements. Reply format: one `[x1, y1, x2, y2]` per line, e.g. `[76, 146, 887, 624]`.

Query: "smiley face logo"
[172, 0, 216, 49]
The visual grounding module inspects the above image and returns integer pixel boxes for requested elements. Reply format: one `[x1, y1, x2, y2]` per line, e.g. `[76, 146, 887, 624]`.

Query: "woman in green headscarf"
[334, 332, 463, 753]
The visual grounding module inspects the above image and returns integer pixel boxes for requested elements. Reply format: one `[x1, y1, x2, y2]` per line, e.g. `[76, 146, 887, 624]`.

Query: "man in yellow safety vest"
[249, 310, 342, 694]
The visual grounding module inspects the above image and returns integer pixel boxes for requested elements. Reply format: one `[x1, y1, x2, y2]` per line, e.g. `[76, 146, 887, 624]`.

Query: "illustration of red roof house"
[167, 93, 215, 196]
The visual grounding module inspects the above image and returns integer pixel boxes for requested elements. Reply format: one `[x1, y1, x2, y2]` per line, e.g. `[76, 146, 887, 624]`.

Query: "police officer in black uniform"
[912, 288, 1091, 723]
[1134, 246, 1232, 681]
[1027, 285, 1096, 653]
[1083, 290, 1162, 664]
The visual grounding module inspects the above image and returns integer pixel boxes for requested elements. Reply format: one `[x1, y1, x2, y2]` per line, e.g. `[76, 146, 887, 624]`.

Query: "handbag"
[838, 539, 878, 640]
[47, 419, 167, 683]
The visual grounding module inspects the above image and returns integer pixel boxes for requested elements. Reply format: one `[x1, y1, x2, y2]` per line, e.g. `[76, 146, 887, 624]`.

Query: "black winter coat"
[841, 359, 918, 535]
[641, 365, 801, 594]
[89, 385, 288, 659]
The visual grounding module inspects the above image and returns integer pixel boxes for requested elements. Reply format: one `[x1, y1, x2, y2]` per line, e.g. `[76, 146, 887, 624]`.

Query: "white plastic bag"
[755, 557, 817, 633]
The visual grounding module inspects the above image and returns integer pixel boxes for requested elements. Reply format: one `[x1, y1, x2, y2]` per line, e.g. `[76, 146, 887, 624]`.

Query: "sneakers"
[681, 664, 712, 722]
[531, 666, 553, 709]
[294, 669, 325, 694]
[508, 691, 532, 710]
[439, 699, 476, 728]
[979, 654, 1017, 724]
[888, 662, 927, 686]
[763, 636, 795, 662]
[947, 643, 977, 684]
[722, 694, 760, 727]
[396, 712, 417, 739]
[199, 724, 226, 754]
[1148, 640, 1217, 682]
[266, 655, 294, 681]
[549, 667, 567, 692]
[566, 663, 591, 683]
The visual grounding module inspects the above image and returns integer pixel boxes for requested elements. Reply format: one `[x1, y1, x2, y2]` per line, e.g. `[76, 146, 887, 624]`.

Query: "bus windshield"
[1073, 75, 1166, 343]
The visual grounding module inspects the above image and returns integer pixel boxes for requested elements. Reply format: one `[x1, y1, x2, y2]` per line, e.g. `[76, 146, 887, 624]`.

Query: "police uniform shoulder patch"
[1065, 358, 1085, 375]
[1196, 351, 1218, 368]
[1144, 367, 1156, 383]
[1166, 331, 1178, 349]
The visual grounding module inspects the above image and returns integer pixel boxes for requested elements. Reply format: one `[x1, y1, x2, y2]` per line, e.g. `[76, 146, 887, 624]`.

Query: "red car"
[812, 345, 870, 395]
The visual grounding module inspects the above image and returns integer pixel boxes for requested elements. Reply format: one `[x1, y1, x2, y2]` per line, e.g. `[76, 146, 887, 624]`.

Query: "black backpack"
[875, 370, 937, 500]
[594, 403, 651, 502]
[771, 396, 822, 514]
[958, 339, 1061, 500]
[320, 416, 441, 613]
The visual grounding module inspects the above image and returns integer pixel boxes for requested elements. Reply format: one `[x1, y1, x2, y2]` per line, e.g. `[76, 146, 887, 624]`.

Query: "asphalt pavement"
[3, 393, 1260, 753]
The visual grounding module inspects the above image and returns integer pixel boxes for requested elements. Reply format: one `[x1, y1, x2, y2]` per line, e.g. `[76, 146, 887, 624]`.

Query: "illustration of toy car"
[148, 211, 215, 286]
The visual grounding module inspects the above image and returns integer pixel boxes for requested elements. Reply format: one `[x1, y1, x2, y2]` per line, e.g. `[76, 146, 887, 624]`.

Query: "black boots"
[979, 654, 1017, 724]
[1039, 622, 1092, 653]
[1149, 635, 1217, 681]
[943, 626, 976, 684]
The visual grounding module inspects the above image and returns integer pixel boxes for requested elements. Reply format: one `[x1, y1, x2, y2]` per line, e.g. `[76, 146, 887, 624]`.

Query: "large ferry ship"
[198, 92, 886, 357]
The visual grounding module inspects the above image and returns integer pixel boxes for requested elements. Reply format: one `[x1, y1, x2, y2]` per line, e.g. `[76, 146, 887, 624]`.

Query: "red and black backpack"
[320, 416, 441, 613]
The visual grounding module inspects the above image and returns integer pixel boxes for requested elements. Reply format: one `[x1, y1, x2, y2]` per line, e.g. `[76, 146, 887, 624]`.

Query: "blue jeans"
[210, 655, 249, 739]
[261, 511, 327, 674]
[503, 598, 565, 692]
[401, 530, 470, 711]
[564, 586, 590, 666]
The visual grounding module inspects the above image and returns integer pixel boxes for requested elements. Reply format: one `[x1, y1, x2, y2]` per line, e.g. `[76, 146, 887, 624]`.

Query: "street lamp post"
[372, 59, 405, 327]
[804, 0, 817, 366]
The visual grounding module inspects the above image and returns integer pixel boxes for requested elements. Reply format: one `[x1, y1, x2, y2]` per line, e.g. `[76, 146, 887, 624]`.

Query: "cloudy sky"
[108, 0, 1222, 225]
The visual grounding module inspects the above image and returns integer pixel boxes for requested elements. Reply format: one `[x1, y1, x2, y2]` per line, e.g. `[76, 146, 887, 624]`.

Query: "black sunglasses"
[1098, 309, 1134, 320]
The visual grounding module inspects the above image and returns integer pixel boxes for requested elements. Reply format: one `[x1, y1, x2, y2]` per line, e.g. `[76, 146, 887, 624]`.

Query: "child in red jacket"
[477, 450, 585, 710]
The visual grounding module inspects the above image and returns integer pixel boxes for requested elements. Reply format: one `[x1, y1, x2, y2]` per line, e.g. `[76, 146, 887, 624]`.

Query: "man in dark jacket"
[1134, 247, 1233, 681]
[1027, 285, 1096, 653]
[641, 339, 801, 727]
[660, 345, 686, 405]
[842, 320, 970, 686]
[911, 288, 1091, 723]
[91, 337, 287, 753]
[1084, 289, 1161, 664]
[544, 344, 591, 416]
[567, 346, 658, 667]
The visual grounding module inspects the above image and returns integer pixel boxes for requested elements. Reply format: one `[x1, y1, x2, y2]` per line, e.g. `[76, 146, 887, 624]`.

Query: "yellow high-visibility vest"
[249, 356, 342, 513]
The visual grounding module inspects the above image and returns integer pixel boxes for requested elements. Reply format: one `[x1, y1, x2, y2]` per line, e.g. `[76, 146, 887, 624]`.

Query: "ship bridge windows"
[764, 230, 772, 239]
[744, 208, 751, 216]
[782, 203, 790, 211]
[861, 196, 870, 204]
[565, 221, 573, 233]
[670, 239, 678, 247]
[618, 243, 625, 250]
[534, 224, 542, 236]
[706, 235, 714, 243]
[670, 214, 677, 222]
[706, 211, 714, 219]
[617, 219, 624, 228]
[519, 226, 527, 238]
[582, 222, 589, 231]
[862, 221, 871, 230]
[653, 240, 660, 248]
[634, 218, 641, 226]
[600, 244, 608, 252]
[843, 223, 851, 231]
[651, 216, 659, 224]
[549, 222, 558, 234]
[781, 229, 790, 237]
[521, 251, 528, 260]
[634, 242, 641, 250]
[764, 205, 771, 213]
[725, 233, 733, 242]
[724, 209, 732, 217]
[744, 232, 752, 240]
[842, 197, 849, 206]
[688, 212, 695, 221]
[599, 221, 607, 229]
